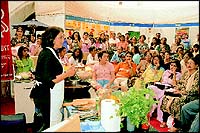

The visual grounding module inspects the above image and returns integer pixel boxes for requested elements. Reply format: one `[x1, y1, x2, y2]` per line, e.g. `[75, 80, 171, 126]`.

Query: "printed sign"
[1, 1, 14, 80]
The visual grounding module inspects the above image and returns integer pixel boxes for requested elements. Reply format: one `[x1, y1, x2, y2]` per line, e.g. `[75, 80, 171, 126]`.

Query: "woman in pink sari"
[148, 59, 182, 122]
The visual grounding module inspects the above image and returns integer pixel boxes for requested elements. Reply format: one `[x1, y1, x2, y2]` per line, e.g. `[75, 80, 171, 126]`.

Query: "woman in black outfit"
[30, 26, 76, 131]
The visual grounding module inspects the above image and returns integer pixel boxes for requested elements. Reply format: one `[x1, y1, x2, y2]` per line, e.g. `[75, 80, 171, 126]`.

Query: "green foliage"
[117, 86, 157, 128]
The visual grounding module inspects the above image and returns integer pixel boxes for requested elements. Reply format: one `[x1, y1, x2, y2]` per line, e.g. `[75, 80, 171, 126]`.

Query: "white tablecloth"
[14, 81, 35, 123]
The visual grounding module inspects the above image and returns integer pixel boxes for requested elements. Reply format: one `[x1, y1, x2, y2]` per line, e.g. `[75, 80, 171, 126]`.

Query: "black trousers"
[33, 99, 50, 132]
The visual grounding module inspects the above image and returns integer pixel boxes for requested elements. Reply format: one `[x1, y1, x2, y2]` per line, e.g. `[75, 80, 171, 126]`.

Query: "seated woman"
[113, 52, 137, 91]
[92, 51, 115, 89]
[130, 46, 141, 65]
[14, 46, 34, 75]
[86, 46, 99, 66]
[162, 51, 171, 70]
[110, 46, 124, 67]
[11, 26, 29, 47]
[68, 48, 83, 66]
[134, 55, 165, 90]
[160, 56, 199, 132]
[30, 34, 43, 56]
[175, 47, 184, 61]
[58, 46, 69, 66]
[180, 51, 193, 74]
[148, 59, 182, 122]
[136, 51, 152, 77]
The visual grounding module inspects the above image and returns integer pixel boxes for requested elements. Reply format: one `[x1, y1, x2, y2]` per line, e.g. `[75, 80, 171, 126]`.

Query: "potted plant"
[114, 86, 156, 131]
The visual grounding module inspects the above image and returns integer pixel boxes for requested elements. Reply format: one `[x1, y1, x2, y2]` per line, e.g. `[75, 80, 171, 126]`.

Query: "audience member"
[71, 31, 81, 50]
[155, 37, 170, 53]
[92, 51, 115, 89]
[136, 51, 152, 77]
[148, 59, 182, 122]
[68, 48, 83, 66]
[116, 35, 129, 51]
[180, 99, 199, 132]
[128, 36, 138, 51]
[163, 51, 171, 70]
[86, 46, 99, 66]
[192, 43, 199, 57]
[14, 46, 33, 75]
[11, 26, 29, 47]
[131, 46, 141, 65]
[134, 55, 165, 89]
[30, 34, 42, 56]
[110, 46, 124, 66]
[160, 56, 199, 132]
[58, 46, 69, 66]
[180, 51, 193, 74]
[113, 52, 137, 91]
[137, 35, 149, 58]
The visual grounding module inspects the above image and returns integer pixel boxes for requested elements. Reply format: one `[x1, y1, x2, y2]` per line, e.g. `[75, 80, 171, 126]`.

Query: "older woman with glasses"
[160, 55, 199, 132]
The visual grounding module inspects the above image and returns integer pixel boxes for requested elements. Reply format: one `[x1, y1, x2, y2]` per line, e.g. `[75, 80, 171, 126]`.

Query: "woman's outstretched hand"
[66, 66, 76, 77]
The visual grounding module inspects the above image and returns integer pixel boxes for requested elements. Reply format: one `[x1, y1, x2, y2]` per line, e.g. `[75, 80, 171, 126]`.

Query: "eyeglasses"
[126, 55, 132, 57]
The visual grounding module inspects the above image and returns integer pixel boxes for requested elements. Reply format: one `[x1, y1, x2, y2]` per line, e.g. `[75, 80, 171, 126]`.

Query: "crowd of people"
[9, 25, 199, 132]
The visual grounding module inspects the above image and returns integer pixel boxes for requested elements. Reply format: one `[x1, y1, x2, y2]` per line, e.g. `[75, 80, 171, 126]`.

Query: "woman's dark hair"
[57, 46, 66, 53]
[150, 37, 159, 46]
[151, 55, 164, 69]
[17, 46, 30, 60]
[193, 44, 200, 49]
[71, 31, 81, 42]
[89, 46, 96, 53]
[144, 50, 152, 57]
[97, 50, 107, 60]
[139, 35, 146, 40]
[191, 54, 200, 66]
[184, 50, 193, 58]
[176, 46, 184, 53]
[41, 26, 64, 48]
[15, 26, 25, 36]
[133, 46, 140, 54]
[90, 37, 96, 44]
[72, 48, 83, 62]
[130, 36, 138, 42]
[164, 51, 171, 58]
[83, 32, 89, 36]
[125, 51, 133, 57]
[170, 59, 181, 72]
[37, 34, 42, 39]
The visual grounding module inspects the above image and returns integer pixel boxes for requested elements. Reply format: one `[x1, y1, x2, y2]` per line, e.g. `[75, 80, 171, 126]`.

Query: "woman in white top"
[68, 48, 83, 66]
[86, 46, 98, 66]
